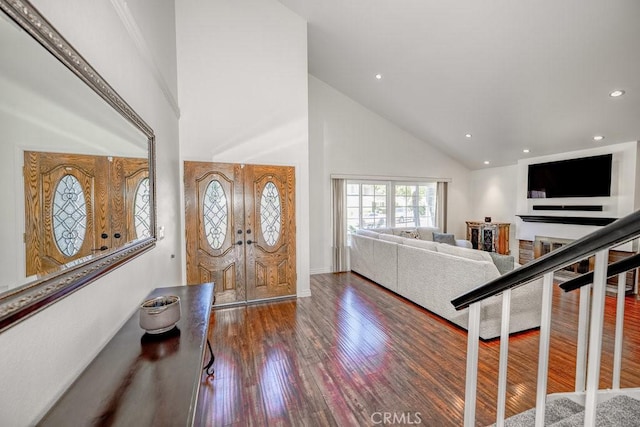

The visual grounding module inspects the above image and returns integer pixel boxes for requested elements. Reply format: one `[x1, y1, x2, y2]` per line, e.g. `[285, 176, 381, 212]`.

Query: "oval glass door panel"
[52, 174, 87, 257]
[260, 181, 281, 247]
[134, 177, 151, 239]
[203, 180, 228, 250]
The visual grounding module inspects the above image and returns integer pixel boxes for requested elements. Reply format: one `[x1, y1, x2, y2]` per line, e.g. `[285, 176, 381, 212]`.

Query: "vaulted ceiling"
[278, 0, 640, 169]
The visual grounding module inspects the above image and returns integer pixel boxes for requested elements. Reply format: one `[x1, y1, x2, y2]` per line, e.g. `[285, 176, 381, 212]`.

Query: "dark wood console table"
[39, 282, 214, 426]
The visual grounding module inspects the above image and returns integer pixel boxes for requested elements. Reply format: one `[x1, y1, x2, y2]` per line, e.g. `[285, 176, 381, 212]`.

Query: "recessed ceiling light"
[465, 133, 472, 138]
[483, 160, 490, 165]
[593, 135, 604, 141]
[375, 74, 382, 80]
[523, 149, 530, 153]
[609, 90, 625, 97]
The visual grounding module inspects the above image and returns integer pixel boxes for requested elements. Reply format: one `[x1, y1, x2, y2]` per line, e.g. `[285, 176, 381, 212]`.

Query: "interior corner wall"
[175, 0, 310, 296]
[469, 165, 519, 256]
[309, 75, 472, 274]
[0, 1, 182, 425]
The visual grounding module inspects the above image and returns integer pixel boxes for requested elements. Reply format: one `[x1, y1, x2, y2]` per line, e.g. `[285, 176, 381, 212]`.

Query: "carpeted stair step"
[491, 397, 584, 427]
[550, 395, 640, 427]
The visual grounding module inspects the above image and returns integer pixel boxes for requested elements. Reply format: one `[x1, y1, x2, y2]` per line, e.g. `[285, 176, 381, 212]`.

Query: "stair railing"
[561, 254, 640, 394]
[451, 209, 640, 427]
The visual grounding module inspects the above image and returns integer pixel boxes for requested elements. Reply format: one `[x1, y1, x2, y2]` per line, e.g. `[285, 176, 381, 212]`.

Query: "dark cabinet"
[466, 221, 510, 255]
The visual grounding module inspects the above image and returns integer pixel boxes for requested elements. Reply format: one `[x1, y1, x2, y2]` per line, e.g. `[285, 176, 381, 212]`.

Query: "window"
[346, 180, 441, 234]
[394, 183, 437, 227]
[347, 182, 387, 232]
[52, 174, 87, 257]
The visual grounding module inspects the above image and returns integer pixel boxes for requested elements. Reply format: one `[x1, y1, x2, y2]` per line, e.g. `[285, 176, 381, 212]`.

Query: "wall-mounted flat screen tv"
[527, 154, 613, 198]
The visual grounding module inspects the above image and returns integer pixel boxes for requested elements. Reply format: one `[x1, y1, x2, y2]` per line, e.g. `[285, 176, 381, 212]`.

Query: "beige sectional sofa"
[349, 227, 543, 339]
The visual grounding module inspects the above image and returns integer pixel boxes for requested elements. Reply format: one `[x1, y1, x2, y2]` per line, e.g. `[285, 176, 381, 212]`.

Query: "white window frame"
[345, 178, 444, 234]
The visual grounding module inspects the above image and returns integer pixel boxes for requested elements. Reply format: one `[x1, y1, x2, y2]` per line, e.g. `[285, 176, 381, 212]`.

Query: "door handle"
[246, 240, 253, 245]
[92, 246, 109, 252]
[114, 233, 121, 239]
[236, 240, 243, 246]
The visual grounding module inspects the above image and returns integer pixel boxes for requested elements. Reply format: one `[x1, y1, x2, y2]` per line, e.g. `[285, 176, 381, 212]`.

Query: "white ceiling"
[277, 0, 640, 169]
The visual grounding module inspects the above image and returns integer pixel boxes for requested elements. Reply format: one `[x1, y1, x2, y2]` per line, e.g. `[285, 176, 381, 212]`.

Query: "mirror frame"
[0, 0, 156, 332]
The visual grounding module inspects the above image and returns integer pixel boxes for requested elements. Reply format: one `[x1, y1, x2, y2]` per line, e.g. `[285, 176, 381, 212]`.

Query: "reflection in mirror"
[23, 151, 150, 277]
[0, 0, 155, 331]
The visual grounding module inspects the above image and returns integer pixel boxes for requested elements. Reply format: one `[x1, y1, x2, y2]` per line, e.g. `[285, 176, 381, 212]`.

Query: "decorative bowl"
[139, 295, 181, 334]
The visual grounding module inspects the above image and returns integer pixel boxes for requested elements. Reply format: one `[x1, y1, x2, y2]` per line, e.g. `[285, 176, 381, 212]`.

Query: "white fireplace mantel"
[516, 218, 634, 252]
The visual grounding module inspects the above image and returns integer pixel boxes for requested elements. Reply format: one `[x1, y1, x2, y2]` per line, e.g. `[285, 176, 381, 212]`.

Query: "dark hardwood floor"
[198, 272, 640, 426]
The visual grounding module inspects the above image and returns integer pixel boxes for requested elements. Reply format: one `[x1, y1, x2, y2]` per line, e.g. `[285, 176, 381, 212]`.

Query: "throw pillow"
[398, 229, 420, 239]
[489, 252, 515, 275]
[433, 232, 456, 246]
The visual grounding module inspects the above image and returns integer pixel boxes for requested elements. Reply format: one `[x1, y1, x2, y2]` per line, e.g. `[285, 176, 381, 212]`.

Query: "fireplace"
[533, 236, 593, 281]
[518, 237, 636, 294]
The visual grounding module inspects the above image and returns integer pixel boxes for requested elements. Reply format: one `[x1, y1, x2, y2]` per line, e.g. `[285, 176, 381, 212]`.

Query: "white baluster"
[464, 302, 481, 427]
[534, 272, 554, 427]
[575, 285, 591, 392]
[496, 289, 512, 427]
[612, 272, 626, 390]
[584, 249, 609, 426]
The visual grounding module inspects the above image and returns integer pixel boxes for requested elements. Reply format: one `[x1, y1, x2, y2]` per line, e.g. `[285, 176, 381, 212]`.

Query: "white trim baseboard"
[310, 267, 333, 275]
[296, 289, 312, 298]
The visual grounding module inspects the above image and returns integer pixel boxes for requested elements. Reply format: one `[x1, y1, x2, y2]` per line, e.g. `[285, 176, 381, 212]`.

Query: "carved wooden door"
[184, 162, 296, 305]
[111, 157, 150, 242]
[243, 164, 296, 301]
[24, 152, 149, 277]
[24, 151, 106, 276]
[184, 162, 246, 304]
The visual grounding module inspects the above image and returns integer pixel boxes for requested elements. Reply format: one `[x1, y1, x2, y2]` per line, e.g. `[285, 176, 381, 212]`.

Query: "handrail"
[451, 209, 640, 310]
[559, 252, 640, 292]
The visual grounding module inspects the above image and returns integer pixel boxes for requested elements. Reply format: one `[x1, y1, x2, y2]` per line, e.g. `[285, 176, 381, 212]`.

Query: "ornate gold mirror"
[0, 0, 156, 331]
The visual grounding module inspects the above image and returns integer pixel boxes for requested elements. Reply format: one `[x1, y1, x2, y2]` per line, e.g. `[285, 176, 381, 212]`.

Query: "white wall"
[309, 76, 471, 273]
[469, 165, 519, 256]
[175, 0, 310, 296]
[0, 1, 182, 425]
[469, 142, 640, 258]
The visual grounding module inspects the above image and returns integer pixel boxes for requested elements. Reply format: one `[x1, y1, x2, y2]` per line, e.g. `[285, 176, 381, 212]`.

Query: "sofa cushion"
[379, 234, 405, 244]
[402, 238, 438, 251]
[349, 235, 376, 280]
[489, 252, 515, 274]
[455, 239, 473, 249]
[396, 246, 502, 329]
[416, 227, 440, 241]
[433, 232, 456, 246]
[375, 227, 394, 235]
[436, 243, 494, 263]
[355, 229, 380, 238]
[372, 239, 399, 291]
